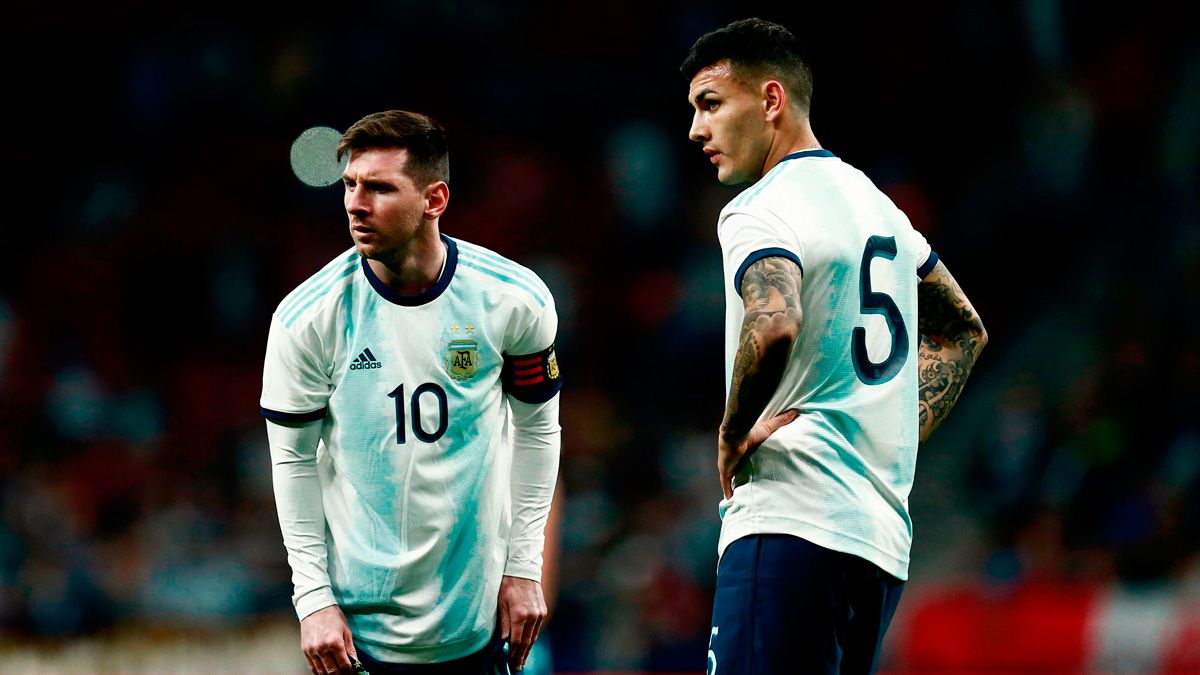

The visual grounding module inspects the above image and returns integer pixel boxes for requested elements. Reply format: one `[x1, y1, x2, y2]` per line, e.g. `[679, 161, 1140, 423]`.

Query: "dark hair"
[337, 110, 449, 186]
[681, 18, 813, 114]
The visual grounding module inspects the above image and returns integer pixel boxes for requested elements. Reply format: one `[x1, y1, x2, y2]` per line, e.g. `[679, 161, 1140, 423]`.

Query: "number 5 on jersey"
[852, 235, 909, 385]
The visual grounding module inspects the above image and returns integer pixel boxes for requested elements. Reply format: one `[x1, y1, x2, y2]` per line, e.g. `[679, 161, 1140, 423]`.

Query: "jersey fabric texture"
[261, 234, 559, 663]
[718, 149, 935, 581]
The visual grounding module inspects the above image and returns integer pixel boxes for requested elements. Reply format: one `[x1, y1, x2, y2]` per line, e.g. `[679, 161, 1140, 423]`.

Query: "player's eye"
[343, 179, 356, 189]
[705, 99, 720, 111]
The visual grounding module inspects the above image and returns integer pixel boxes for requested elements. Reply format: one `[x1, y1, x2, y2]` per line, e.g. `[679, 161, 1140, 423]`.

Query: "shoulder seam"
[277, 249, 358, 318]
[457, 257, 549, 308]
[455, 241, 546, 286]
[278, 260, 358, 328]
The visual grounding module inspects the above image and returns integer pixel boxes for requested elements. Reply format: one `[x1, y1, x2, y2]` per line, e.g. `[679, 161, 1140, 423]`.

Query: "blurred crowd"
[2, 1, 1197, 671]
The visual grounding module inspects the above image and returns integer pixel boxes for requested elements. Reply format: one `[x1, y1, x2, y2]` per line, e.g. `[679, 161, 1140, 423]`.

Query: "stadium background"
[2, 1, 1198, 672]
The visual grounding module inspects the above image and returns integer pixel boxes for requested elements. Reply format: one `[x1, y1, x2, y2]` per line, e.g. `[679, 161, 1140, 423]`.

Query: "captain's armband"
[502, 345, 562, 404]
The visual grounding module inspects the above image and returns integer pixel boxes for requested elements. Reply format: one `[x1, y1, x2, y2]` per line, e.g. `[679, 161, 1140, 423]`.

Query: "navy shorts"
[356, 630, 509, 675]
[707, 534, 904, 675]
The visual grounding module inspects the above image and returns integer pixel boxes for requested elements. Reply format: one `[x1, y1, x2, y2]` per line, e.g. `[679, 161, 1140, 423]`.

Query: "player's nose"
[345, 190, 369, 218]
[689, 112, 708, 143]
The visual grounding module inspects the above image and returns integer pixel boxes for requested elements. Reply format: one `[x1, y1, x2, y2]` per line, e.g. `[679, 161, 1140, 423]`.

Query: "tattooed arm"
[917, 259, 987, 442]
[717, 256, 804, 498]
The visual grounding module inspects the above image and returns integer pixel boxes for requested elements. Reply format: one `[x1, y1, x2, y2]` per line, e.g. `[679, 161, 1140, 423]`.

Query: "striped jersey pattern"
[716, 150, 934, 581]
[261, 234, 558, 663]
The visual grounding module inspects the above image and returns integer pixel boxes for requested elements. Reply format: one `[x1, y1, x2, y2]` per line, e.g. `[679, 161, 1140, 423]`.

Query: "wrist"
[718, 422, 747, 444]
[295, 587, 338, 622]
[503, 563, 543, 582]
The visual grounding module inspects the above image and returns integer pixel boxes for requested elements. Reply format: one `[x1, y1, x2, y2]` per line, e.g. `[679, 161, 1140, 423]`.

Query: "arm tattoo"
[722, 257, 804, 440]
[917, 263, 986, 441]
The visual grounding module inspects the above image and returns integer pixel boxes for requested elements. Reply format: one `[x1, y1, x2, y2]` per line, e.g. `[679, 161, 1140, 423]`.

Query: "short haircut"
[681, 18, 813, 114]
[337, 110, 449, 187]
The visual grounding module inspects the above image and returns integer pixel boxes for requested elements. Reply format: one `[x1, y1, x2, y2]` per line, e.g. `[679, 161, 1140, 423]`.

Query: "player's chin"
[715, 164, 742, 185]
[353, 239, 386, 259]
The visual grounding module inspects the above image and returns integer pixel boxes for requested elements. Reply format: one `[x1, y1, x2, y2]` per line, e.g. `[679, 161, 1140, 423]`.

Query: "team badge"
[546, 349, 560, 380]
[445, 339, 479, 381]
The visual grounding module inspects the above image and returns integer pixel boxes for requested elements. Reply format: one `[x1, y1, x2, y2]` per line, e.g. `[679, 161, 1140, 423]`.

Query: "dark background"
[2, 1, 1198, 671]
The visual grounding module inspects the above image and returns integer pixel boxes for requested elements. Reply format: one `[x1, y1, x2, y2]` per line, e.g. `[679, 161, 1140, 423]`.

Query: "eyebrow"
[342, 174, 384, 183]
[692, 88, 718, 107]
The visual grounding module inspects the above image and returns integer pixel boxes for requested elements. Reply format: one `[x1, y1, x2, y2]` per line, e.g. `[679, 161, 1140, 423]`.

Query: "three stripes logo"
[349, 348, 383, 371]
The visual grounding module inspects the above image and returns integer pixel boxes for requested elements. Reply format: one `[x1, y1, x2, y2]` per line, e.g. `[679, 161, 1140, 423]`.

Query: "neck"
[759, 120, 821, 178]
[366, 224, 446, 294]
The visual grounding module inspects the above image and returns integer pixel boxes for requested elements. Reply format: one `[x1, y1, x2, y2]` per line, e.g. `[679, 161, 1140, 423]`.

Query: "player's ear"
[762, 80, 787, 122]
[424, 181, 450, 219]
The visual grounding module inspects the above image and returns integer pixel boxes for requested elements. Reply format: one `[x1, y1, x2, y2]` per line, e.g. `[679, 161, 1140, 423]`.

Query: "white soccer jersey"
[717, 149, 936, 581]
[261, 235, 561, 663]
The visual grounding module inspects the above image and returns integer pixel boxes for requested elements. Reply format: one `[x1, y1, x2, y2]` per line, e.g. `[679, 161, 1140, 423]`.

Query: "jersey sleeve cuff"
[261, 406, 327, 423]
[734, 247, 804, 297]
[503, 560, 543, 583]
[294, 586, 337, 621]
[917, 250, 939, 278]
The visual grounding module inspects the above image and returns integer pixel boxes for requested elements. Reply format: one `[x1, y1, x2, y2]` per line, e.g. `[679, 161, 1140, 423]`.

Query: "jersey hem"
[733, 247, 804, 297]
[719, 515, 910, 581]
[261, 406, 326, 423]
[350, 625, 493, 664]
[918, 250, 939, 278]
[504, 377, 562, 404]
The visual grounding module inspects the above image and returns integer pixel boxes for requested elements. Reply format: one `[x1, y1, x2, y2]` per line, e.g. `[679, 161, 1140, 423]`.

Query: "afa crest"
[445, 339, 480, 381]
[547, 349, 560, 380]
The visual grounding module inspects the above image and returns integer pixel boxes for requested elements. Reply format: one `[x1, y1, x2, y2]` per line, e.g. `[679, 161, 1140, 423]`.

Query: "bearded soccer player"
[261, 110, 560, 674]
[683, 19, 987, 675]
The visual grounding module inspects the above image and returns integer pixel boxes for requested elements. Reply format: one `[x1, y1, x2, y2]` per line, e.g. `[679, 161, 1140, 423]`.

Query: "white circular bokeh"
[290, 126, 347, 187]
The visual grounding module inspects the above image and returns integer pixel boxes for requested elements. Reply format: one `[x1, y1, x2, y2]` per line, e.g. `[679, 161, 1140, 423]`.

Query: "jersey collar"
[361, 234, 458, 306]
[780, 148, 835, 162]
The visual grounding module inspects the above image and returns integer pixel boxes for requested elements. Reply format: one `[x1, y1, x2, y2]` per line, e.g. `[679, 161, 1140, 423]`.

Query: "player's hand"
[300, 604, 360, 674]
[498, 575, 547, 672]
[718, 409, 800, 499]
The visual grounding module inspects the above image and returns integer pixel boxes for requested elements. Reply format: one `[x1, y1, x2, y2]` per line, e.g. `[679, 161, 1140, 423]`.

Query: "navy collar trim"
[780, 149, 835, 162]
[361, 234, 457, 307]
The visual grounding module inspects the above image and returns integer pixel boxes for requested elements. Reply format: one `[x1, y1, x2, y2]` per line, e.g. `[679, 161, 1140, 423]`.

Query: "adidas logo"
[349, 348, 383, 370]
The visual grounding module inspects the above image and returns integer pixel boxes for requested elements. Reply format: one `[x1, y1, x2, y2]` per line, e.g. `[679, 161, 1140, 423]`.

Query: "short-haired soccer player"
[682, 19, 987, 675]
[261, 110, 561, 674]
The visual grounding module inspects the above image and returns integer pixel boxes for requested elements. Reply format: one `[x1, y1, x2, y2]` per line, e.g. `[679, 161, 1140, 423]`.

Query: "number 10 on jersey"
[387, 383, 448, 443]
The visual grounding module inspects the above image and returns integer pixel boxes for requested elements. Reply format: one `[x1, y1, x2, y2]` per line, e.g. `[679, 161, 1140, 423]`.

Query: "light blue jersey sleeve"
[261, 316, 332, 421]
[719, 209, 805, 297]
[504, 289, 558, 356]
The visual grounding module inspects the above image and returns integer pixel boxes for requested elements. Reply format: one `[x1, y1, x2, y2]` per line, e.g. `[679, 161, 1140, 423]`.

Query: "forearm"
[506, 394, 561, 581]
[916, 260, 987, 442]
[917, 332, 984, 441]
[721, 319, 796, 440]
[722, 255, 804, 440]
[266, 420, 336, 619]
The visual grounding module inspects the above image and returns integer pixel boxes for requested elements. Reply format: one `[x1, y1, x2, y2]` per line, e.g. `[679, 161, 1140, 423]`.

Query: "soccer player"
[682, 19, 987, 675]
[261, 110, 561, 674]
